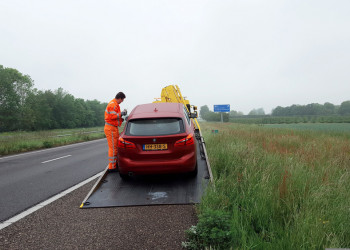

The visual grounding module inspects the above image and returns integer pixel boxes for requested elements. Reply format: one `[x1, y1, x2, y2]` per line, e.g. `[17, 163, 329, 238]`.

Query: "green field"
[0, 127, 106, 156]
[184, 122, 350, 249]
[264, 123, 350, 133]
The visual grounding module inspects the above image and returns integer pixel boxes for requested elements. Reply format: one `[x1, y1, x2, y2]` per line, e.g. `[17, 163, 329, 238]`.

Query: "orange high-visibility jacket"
[105, 99, 123, 127]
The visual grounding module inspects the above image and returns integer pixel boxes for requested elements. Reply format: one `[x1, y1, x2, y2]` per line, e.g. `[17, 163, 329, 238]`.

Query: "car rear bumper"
[118, 152, 196, 175]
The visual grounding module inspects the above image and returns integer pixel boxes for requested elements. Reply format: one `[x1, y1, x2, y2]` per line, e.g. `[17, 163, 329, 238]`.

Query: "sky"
[1, 0, 349, 114]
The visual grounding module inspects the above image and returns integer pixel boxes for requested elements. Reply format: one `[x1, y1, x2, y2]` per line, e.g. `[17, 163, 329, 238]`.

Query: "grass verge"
[0, 127, 106, 156]
[183, 122, 350, 249]
[264, 123, 350, 134]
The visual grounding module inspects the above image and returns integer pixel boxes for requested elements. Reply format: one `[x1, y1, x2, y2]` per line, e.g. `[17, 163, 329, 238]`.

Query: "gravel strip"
[0, 181, 198, 249]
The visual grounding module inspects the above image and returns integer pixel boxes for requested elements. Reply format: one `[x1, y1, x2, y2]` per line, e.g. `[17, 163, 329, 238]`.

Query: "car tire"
[119, 173, 131, 181]
[188, 162, 198, 178]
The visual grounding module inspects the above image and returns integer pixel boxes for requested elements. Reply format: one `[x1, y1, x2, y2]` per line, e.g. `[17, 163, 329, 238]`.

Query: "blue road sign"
[214, 104, 230, 112]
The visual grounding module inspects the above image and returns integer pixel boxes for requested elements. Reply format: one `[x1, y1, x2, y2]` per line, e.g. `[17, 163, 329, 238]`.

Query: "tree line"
[0, 65, 107, 132]
[272, 102, 350, 116]
[200, 100, 350, 123]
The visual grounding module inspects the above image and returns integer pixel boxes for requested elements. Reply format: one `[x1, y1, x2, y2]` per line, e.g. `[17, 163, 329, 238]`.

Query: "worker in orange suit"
[104, 92, 127, 172]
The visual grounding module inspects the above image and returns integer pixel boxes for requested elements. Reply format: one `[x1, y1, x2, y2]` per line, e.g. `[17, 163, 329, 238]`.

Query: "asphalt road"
[0, 180, 197, 249]
[0, 139, 107, 222]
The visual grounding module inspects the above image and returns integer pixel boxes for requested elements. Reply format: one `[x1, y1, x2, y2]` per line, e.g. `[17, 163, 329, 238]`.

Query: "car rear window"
[126, 118, 184, 136]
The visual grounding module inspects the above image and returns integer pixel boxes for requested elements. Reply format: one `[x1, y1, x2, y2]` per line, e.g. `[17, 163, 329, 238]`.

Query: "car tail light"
[174, 133, 194, 147]
[118, 137, 136, 149]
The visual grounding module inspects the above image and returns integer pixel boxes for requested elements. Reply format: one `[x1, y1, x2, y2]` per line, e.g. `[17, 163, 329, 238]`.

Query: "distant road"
[0, 139, 107, 222]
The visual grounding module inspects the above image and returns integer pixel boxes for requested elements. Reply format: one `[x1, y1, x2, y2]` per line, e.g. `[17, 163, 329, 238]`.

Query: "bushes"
[183, 210, 233, 249]
[203, 112, 229, 122]
[43, 141, 53, 148]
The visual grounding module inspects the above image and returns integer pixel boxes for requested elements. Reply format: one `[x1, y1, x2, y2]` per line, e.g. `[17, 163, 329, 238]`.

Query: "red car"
[117, 102, 197, 179]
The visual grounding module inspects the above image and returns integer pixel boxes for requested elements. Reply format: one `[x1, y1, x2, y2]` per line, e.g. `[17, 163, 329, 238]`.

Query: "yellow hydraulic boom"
[154, 85, 201, 130]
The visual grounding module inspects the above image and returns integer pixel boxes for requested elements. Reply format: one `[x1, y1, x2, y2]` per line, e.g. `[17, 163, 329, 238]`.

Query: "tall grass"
[0, 127, 105, 156]
[264, 123, 350, 134]
[191, 122, 350, 249]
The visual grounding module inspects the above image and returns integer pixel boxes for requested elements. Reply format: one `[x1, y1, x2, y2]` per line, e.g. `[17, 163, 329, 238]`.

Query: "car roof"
[128, 103, 185, 120]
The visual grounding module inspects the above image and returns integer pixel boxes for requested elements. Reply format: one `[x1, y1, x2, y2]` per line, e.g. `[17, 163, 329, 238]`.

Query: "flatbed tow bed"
[80, 130, 212, 208]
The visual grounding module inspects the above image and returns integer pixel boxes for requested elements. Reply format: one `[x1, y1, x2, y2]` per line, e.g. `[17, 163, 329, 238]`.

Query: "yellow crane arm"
[154, 85, 201, 130]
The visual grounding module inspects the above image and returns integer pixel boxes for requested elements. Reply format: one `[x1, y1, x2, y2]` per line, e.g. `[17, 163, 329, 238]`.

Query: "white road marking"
[41, 155, 72, 163]
[0, 170, 104, 231]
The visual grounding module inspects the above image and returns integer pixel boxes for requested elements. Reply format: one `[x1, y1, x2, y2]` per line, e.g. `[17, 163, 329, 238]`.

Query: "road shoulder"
[0, 180, 198, 249]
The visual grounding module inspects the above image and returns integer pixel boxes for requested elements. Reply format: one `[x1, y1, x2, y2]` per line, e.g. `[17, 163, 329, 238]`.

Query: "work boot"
[108, 168, 118, 173]
[108, 165, 119, 173]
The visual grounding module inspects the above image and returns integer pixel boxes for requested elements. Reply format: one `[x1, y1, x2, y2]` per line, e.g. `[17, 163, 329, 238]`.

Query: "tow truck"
[80, 85, 212, 208]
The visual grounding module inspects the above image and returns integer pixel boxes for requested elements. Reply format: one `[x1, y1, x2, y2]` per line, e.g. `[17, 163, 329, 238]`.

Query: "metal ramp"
[80, 130, 212, 208]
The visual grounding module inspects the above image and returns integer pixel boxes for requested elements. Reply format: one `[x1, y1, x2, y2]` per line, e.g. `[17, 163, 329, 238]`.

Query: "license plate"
[143, 144, 167, 151]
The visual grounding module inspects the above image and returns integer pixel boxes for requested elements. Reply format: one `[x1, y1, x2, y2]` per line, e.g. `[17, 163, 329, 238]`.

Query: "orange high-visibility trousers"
[104, 124, 119, 170]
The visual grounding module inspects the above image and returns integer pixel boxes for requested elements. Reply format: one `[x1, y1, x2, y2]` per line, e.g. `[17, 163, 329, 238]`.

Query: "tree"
[338, 101, 350, 115]
[74, 98, 89, 127]
[200, 105, 210, 119]
[0, 65, 34, 131]
[272, 106, 284, 116]
[229, 110, 244, 117]
[53, 88, 77, 128]
[248, 108, 265, 116]
[86, 99, 106, 126]
[23, 89, 53, 130]
[323, 102, 336, 115]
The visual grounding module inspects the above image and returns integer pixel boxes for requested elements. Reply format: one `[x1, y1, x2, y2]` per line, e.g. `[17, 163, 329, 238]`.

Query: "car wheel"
[188, 162, 198, 178]
[119, 173, 131, 180]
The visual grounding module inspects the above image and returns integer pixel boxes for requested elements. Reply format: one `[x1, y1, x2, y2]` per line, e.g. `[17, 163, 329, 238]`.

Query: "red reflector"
[118, 137, 136, 149]
[174, 134, 194, 147]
